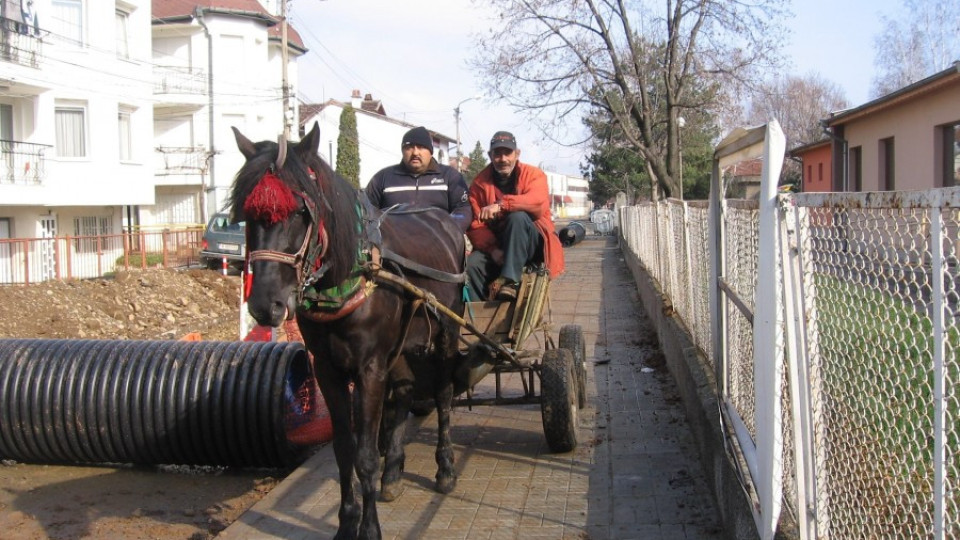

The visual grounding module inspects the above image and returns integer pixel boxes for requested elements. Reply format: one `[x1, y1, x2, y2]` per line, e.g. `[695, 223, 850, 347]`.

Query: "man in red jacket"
[465, 131, 564, 301]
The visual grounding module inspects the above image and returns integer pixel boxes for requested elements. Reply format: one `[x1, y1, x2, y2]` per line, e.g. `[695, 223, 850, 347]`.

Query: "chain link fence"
[620, 147, 960, 538]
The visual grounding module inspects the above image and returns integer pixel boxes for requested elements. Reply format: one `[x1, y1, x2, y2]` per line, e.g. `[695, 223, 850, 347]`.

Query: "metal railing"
[153, 65, 207, 95]
[0, 140, 50, 185]
[0, 16, 42, 68]
[154, 146, 208, 175]
[0, 228, 204, 285]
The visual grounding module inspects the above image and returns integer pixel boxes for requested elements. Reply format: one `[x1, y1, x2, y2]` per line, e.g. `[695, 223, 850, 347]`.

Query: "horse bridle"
[246, 138, 330, 297]
[246, 210, 329, 288]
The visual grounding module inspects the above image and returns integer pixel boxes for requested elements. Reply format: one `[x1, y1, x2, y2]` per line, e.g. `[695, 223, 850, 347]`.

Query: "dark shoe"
[495, 281, 518, 301]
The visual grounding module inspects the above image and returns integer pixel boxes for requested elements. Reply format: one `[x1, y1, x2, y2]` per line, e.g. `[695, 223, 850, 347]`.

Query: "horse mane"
[229, 137, 361, 287]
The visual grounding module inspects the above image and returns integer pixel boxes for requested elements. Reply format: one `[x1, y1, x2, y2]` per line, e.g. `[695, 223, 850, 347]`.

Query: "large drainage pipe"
[0, 339, 331, 468]
[559, 221, 586, 247]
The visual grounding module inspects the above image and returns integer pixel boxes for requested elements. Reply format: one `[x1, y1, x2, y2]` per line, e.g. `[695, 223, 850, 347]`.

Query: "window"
[73, 215, 112, 253]
[51, 0, 84, 46]
[849, 146, 862, 192]
[942, 122, 960, 188]
[806, 164, 812, 184]
[55, 105, 87, 157]
[1, 104, 11, 181]
[817, 163, 823, 182]
[115, 9, 130, 59]
[0, 104, 11, 140]
[879, 137, 895, 190]
[118, 108, 132, 161]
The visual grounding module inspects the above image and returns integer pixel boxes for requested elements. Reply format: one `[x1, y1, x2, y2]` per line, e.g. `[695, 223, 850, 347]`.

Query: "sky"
[289, 0, 905, 176]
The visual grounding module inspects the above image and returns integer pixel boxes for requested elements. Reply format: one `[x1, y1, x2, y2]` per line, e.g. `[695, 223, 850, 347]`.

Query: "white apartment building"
[152, 0, 304, 224]
[546, 171, 591, 219]
[0, 0, 154, 244]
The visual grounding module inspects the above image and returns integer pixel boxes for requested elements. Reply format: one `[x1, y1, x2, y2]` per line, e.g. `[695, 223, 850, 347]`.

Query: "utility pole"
[454, 95, 481, 172]
[280, 0, 291, 139]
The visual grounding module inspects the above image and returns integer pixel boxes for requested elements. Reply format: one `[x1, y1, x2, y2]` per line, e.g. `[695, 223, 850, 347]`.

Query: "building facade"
[152, 0, 305, 224]
[0, 0, 154, 266]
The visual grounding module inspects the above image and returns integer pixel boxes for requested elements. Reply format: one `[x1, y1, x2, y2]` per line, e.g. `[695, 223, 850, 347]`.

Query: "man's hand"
[479, 202, 502, 222]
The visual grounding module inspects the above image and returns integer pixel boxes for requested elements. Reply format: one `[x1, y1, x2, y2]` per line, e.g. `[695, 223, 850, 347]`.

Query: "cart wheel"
[559, 324, 587, 409]
[540, 349, 578, 453]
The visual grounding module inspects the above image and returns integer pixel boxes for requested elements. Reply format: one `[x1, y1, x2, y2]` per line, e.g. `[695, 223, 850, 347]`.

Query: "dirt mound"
[0, 268, 243, 341]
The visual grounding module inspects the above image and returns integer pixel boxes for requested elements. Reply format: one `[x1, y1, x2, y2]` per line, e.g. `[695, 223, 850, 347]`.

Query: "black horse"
[229, 123, 466, 540]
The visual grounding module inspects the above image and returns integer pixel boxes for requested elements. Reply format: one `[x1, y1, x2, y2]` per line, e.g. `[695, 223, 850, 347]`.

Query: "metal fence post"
[931, 202, 946, 540]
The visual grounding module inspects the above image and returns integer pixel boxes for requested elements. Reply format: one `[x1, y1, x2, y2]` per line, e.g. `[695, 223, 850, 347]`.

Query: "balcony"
[153, 66, 207, 108]
[154, 146, 208, 186]
[1, 16, 42, 68]
[0, 140, 50, 185]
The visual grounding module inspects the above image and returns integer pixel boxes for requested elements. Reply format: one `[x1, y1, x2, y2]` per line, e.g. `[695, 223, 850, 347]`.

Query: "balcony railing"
[1, 16, 42, 68]
[154, 146, 208, 176]
[153, 65, 207, 95]
[0, 139, 51, 185]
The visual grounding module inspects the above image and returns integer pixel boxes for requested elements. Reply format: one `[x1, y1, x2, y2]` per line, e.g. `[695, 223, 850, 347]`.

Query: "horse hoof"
[380, 481, 402, 502]
[435, 474, 456, 494]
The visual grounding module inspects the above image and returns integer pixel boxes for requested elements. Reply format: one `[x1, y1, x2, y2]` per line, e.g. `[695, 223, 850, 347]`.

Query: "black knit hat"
[401, 126, 433, 152]
[489, 131, 517, 151]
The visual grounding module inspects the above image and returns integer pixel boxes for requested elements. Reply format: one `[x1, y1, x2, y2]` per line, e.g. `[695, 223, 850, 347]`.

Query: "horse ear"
[232, 127, 257, 160]
[297, 122, 321, 158]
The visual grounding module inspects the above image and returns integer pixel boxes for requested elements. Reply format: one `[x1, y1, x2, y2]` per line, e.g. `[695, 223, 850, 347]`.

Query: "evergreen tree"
[463, 141, 488, 184]
[336, 105, 360, 188]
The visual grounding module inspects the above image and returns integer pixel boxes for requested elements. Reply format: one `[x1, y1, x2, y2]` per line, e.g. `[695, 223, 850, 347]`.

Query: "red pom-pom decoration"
[244, 171, 298, 224]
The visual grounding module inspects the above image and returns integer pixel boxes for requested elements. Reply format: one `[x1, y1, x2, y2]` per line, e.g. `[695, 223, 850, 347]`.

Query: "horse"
[229, 123, 467, 540]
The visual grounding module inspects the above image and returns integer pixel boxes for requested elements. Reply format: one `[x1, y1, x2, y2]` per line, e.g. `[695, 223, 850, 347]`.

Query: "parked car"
[200, 213, 245, 271]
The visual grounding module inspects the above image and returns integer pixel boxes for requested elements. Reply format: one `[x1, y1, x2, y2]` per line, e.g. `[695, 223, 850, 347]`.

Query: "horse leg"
[433, 358, 458, 494]
[313, 362, 362, 540]
[354, 370, 387, 540]
[380, 364, 414, 502]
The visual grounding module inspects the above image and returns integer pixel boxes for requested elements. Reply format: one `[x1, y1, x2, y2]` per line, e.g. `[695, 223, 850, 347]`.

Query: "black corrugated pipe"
[0, 339, 325, 468]
[559, 221, 587, 247]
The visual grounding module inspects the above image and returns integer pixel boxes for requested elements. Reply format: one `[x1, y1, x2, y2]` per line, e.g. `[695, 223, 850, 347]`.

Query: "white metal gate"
[38, 215, 57, 281]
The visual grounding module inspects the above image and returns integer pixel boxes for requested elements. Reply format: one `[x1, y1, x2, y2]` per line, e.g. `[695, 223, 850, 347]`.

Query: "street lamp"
[455, 95, 482, 172]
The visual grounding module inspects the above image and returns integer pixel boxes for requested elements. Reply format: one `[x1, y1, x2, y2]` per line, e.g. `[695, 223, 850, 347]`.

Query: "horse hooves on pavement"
[380, 481, 403, 502]
[435, 475, 457, 494]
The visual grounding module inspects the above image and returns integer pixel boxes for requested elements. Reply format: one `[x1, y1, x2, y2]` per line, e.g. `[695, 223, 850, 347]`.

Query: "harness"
[249, 182, 465, 323]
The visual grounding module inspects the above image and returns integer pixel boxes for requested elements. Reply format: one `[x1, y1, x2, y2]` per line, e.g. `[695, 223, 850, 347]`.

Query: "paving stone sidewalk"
[219, 236, 723, 540]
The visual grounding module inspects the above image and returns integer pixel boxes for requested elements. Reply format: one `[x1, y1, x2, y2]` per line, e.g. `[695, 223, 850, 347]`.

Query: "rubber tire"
[559, 324, 587, 409]
[540, 349, 578, 453]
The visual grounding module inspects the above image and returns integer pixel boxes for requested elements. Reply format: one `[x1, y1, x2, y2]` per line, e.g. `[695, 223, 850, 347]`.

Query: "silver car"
[200, 213, 245, 271]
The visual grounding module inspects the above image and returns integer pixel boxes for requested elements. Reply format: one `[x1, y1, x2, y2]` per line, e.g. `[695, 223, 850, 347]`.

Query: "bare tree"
[747, 73, 849, 149]
[872, 0, 960, 98]
[471, 0, 788, 199]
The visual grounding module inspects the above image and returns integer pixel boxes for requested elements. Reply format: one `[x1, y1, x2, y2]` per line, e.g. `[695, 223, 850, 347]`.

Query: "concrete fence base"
[621, 241, 765, 540]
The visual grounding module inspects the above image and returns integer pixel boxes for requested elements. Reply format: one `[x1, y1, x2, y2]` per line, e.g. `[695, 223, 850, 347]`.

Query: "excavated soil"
[0, 267, 286, 540]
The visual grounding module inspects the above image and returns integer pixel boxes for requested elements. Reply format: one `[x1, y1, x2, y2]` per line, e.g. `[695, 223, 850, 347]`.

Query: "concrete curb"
[620, 241, 761, 540]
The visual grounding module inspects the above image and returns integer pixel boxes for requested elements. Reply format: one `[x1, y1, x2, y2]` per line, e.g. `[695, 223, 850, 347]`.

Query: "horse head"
[229, 122, 360, 327]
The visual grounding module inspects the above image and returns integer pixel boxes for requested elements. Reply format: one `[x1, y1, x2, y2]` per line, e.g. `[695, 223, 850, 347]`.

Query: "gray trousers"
[466, 211, 543, 301]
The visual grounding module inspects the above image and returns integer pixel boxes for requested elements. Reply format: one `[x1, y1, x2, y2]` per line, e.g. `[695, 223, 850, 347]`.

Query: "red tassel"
[244, 172, 297, 224]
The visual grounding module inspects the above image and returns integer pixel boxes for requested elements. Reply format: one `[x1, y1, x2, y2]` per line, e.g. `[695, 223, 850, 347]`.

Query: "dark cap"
[401, 126, 433, 152]
[489, 131, 517, 151]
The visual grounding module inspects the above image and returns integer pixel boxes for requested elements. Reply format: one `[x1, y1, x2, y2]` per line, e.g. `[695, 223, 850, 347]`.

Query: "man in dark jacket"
[365, 126, 472, 233]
